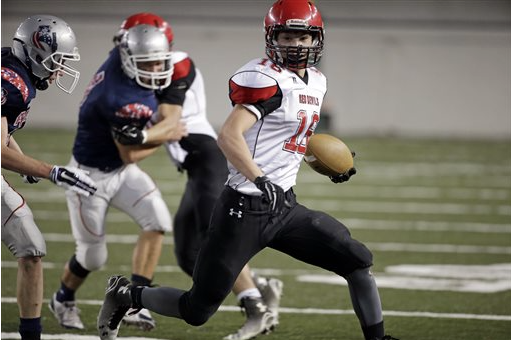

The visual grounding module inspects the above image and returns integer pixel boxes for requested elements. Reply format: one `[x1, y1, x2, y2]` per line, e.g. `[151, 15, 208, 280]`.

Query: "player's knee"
[179, 293, 215, 326]
[345, 266, 372, 283]
[68, 254, 91, 278]
[344, 237, 374, 270]
[184, 312, 211, 326]
[18, 255, 43, 268]
[76, 243, 108, 271]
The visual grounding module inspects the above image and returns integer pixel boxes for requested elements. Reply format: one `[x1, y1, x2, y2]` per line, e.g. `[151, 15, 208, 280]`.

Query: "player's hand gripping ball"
[304, 134, 356, 183]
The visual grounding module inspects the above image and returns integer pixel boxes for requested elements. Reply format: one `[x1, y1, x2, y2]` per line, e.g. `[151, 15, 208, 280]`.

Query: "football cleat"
[97, 275, 132, 340]
[223, 296, 274, 340]
[122, 308, 156, 331]
[370, 336, 400, 340]
[49, 293, 85, 330]
[255, 276, 284, 328]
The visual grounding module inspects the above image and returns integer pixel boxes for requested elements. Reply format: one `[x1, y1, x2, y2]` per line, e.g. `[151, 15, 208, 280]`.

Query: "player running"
[97, 1, 398, 340]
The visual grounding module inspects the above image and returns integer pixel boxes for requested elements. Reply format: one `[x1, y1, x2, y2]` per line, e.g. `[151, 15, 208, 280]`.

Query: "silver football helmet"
[12, 15, 80, 93]
[119, 24, 173, 90]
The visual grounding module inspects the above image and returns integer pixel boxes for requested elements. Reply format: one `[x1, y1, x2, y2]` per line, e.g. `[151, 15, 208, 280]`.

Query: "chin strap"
[13, 38, 50, 91]
[35, 78, 49, 90]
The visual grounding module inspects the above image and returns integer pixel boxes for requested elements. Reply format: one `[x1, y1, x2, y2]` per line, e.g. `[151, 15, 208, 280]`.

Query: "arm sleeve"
[228, 71, 282, 120]
[156, 57, 196, 106]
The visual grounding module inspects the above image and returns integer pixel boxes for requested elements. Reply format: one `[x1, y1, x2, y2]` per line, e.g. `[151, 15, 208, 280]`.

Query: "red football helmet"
[264, 0, 324, 70]
[113, 12, 174, 46]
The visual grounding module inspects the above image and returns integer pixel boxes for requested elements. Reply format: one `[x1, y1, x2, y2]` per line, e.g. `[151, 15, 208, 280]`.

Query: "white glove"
[49, 166, 97, 197]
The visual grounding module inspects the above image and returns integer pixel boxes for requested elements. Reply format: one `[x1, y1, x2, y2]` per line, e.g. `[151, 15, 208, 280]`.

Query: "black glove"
[49, 166, 97, 196]
[254, 175, 289, 214]
[20, 174, 40, 184]
[329, 167, 357, 183]
[329, 151, 357, 184]
[111, 125, 147, 145]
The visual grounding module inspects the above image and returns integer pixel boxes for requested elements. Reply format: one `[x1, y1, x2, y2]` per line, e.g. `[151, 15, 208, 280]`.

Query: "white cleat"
[49, 293, 85, 330]
[256, 277, 284, 328]
[223, 296, 275, 340]
[122, 308, 156, 331]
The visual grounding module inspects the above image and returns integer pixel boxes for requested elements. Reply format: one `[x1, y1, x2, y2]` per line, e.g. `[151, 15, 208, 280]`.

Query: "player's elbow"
[216, 131, 228, 154]
[119, 152, 137, 164]
[217, 128, 236, 155]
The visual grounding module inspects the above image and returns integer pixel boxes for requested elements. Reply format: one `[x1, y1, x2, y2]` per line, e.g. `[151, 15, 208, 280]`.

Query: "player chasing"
[110, 12, 284, 340]
[96, 1, 398, 340]
[47, 23, 183, 332]
[1, 15, 97, 340]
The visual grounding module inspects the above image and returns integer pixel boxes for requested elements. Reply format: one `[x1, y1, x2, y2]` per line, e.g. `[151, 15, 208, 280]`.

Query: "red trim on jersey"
[172, 58, 192, 82]
[1, 67, 29, 102]
[114, 103, 153, 119]
[229, 80, 278, 104]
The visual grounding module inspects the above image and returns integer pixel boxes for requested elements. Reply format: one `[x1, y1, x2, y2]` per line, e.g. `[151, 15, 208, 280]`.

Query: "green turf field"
[2, 128, 510, 340]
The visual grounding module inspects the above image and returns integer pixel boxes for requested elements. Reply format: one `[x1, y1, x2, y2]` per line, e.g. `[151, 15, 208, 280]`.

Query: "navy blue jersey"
[1, 47, 37, 135]
[73, 48, 158, 171]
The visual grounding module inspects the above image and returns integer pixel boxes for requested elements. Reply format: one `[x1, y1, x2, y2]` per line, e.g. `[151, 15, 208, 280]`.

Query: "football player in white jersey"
[97, 2, 398, 340]
[110, 13, 284, 340]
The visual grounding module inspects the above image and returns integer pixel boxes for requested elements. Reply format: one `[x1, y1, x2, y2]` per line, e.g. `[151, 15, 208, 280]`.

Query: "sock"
[236, 288, 262, 301]
[130, 286, 145, 309]
[131, 274, 152, 287]
[19, 317, 41, 340]
[56, 282, 75, 302]
[362, 320, 384, 340]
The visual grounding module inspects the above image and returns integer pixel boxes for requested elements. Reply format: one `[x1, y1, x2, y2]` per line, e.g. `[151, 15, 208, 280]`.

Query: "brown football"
[304, 134, 354, 176]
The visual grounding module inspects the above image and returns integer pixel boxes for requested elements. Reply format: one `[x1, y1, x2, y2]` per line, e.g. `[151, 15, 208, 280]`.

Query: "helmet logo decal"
[286, 19, 308, 28]
[31, 25, 58, 53]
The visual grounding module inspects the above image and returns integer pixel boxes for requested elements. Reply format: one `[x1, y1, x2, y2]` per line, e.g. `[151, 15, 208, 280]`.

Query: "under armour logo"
[229, 208, 243, 218]
[118, 286, 130, 295]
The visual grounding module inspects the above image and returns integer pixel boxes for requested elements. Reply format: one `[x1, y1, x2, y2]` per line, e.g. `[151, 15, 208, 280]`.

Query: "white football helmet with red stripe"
[12, 15, 80, 93]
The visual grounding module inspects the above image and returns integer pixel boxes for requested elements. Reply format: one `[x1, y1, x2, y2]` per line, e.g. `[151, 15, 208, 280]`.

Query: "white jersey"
[227, 57, 327, 195]
[155, 51, 217, 165]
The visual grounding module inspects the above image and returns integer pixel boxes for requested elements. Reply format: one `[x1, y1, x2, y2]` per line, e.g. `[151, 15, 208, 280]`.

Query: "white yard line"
[29, 233, 511, 254]
[1, 297, 510, 322]
[0, 333, 168, 340]
[300, 199, 511, 216]
[29, 209, 511, 233]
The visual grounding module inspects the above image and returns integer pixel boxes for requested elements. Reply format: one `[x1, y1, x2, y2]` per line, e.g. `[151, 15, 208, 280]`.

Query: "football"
[304, 134, 354, 176]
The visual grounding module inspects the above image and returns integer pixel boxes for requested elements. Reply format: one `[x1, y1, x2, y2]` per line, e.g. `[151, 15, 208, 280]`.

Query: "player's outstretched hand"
[21, 174, 41, 184]
[50, 166, 97, 196]
[111, 124, 147, 145]
[254, 175, 290, 214]
[329, 167, 357, 184]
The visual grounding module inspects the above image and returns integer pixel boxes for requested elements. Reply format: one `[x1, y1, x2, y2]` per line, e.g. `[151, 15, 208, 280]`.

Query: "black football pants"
[178, 185, 374, 326]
